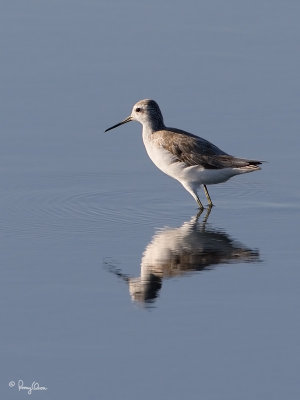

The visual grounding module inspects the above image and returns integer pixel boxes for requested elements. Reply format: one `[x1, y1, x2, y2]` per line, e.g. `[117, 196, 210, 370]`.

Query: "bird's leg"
[182, 183, 204, 210]
[195, 193, 204, 210]
[195, 208, 204, 221]
[202, 205, 212, 223]
[203, 185, 213, 207]
[195, 202, 213, 232]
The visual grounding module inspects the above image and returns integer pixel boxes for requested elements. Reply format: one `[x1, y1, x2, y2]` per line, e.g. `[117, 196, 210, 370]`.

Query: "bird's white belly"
[143, 135, 236, 186]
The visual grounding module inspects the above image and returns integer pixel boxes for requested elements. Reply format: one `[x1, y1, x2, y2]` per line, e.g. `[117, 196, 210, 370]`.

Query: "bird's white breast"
[142, 129, 192, 181]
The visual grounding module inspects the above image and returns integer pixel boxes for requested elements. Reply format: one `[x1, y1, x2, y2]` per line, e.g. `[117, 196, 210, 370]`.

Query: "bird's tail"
[230, 158, 264, 173]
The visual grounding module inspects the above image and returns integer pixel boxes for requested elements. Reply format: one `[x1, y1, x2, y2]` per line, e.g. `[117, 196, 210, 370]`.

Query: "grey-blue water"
[1, 1, 300, 399]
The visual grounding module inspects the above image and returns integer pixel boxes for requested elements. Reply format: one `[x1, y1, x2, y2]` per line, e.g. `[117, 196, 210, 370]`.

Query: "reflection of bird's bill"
[105, 116, 132, 133]
[103, 259, 129, 283]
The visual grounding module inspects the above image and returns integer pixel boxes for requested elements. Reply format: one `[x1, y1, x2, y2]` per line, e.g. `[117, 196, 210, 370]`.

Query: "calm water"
[1, 1, 300, 399]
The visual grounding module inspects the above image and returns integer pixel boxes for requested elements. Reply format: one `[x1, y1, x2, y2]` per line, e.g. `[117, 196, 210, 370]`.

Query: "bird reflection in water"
[105, 208, 260, 305]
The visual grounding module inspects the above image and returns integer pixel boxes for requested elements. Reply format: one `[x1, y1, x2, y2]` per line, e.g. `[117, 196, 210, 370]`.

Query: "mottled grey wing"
[160, 129, 262, 169]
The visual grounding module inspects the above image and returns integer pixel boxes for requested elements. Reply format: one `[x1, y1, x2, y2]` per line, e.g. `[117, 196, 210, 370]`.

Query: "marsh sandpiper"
[105, 99, 262, 208]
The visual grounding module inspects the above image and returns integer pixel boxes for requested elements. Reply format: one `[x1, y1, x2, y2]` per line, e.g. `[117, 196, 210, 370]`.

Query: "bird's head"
[105, 99, 164, 132]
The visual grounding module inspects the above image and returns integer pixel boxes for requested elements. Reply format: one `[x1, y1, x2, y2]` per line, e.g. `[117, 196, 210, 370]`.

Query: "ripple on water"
[0, 186, 179, 239]
[0, 169, 292, 238]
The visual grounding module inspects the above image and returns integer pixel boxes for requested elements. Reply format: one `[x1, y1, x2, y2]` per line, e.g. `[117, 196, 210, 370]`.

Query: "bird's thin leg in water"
[195, 208, 204, 221]
[195, 193, 204, 210]
[197, 203, 213, 232]
[203, 185, 213, 206]
[202, 205, 212, 224]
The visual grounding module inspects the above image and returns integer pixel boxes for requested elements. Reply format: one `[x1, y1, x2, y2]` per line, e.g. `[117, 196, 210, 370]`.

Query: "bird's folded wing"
[154, 129, 262, 169]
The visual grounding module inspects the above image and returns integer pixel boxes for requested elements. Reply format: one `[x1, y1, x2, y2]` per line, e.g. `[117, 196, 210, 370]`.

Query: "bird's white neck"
[142, 123, 153, 141]
[142, 120, 165, 142]
[142, 117, 165, 133]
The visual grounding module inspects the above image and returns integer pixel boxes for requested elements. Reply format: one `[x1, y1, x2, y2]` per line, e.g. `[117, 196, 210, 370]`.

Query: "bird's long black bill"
[105, 116, 132, 132]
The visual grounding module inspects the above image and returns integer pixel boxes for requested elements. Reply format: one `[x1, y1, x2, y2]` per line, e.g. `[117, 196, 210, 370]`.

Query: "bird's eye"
[135, 107, 141, 112]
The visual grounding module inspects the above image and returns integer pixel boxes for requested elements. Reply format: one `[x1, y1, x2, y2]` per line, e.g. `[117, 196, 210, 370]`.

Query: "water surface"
[1, 1, 300, 399]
